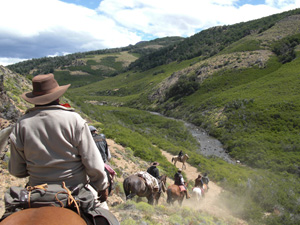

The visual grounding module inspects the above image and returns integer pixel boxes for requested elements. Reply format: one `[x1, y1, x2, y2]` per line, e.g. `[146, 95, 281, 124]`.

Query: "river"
[150, 112, 236, 164]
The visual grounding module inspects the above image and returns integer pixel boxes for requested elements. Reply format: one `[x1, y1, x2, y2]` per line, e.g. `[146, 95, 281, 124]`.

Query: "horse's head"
[159, 175, 167, 192]
[160, 175, 167, 183]
[185, 154, 189, 159]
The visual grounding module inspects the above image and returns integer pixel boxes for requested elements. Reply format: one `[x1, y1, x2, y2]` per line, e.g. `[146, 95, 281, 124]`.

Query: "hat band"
[32, 86, 59, 96]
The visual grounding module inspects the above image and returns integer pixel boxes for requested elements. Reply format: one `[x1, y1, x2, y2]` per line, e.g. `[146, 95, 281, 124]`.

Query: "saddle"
[1, 182, 119, 225]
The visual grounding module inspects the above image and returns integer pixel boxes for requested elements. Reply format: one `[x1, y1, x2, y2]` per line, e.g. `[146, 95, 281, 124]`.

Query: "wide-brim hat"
[22, 73, 70, 105]
[151, 162, 159, 166]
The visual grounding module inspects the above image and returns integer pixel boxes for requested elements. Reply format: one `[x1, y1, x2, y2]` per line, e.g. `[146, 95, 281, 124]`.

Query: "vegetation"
[117, 201, 232, 225]
[6, 37, 183, 82]
[128, 8, 300, 71]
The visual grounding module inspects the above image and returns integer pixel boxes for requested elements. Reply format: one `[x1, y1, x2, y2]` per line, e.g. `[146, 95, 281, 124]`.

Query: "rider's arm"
[155, 168, 160, 177]
[8, 139, 29, 178]
[180, 176, 184, 184]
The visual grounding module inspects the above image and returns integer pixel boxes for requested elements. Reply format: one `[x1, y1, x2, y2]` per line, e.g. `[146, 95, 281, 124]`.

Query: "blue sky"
[0, 0, 299, 66]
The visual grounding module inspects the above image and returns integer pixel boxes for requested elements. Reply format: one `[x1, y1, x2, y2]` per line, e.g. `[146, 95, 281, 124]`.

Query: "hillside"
[6, 36, 184, 88]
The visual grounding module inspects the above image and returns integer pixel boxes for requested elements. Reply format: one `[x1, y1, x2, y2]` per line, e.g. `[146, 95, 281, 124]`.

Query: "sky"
[0, 0, 300, 66]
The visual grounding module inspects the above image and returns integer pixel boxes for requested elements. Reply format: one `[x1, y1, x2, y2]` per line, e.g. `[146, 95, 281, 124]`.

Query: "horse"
[123, 174, 167, 205]
[192, 187, 204, 201]
[166, 182, 189, 206]
[0, 207, 87, 225]
[171, 154, 189, 169]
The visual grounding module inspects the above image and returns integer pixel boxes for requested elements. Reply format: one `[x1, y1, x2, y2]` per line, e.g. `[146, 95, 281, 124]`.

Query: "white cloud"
[0, 0, 300, 65]
[0, 58, 28, 66]
[266, 0, 300, 8]
[0, 0, 141, 61]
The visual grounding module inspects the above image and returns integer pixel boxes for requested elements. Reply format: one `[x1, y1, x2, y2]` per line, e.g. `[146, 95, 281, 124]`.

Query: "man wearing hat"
[145, 162, 160, 192]
[174, 168, 190, 199]
[89, 125, 111, 163]
[6, 74, 111, 222]
[147, 162, 160, 179]
[201, 173, 210, 189]
[195, 174, 203, 188]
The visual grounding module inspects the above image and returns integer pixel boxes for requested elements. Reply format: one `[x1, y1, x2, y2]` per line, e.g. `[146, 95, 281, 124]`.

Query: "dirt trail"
[107, 138, 247, 224]
[161, 150, 247, 225]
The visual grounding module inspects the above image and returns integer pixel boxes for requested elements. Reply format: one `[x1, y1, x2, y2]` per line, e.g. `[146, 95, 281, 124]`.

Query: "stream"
[150, 112, 236, 164]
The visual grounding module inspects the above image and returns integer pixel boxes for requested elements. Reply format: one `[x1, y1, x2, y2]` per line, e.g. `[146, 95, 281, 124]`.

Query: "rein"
[55, 182, 81, 216]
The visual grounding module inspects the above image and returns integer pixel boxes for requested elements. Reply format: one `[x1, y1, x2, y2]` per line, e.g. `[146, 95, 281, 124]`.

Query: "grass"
[116, 201, 231, 225]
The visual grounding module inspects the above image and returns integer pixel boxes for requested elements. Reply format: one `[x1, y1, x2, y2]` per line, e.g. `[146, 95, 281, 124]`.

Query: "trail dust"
[161, 150, 248, 225]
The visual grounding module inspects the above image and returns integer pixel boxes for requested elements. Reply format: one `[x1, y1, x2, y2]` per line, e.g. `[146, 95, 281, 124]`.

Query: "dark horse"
[167, 182, 189, 206]
[123, 174, 167, 205]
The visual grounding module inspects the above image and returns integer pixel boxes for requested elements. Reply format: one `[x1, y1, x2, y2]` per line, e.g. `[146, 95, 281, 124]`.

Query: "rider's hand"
[98, 189, 109, 202]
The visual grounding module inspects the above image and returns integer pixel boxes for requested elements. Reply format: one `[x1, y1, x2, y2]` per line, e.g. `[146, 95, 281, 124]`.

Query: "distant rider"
[147, 162, 160, 179]
[89, 126, 111, 163]
[201, 173, 210, 189]
[194, 174, 203, 188]
[174, 168, 190, 199]
[178, 150, 183, 161]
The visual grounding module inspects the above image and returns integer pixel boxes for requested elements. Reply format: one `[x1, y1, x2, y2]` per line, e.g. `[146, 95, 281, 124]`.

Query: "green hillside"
[7, 37, 184, 88]
[7, 8, 300, 225]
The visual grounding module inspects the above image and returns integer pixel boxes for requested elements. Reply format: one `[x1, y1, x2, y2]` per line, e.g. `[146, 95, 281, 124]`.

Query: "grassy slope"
[66, 53, 300, 225]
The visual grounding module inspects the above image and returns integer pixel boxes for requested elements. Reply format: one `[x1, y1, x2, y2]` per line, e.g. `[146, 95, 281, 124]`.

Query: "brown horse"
[123, 174, 167, 205]
[171, 154, 189, 169]
[166, 182, 189, 206]
[0, 207, 87, 225]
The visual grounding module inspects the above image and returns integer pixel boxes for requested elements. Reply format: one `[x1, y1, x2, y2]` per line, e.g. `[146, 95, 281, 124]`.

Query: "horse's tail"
[171, 157, 174, 162]
[123, 178, 131, 200]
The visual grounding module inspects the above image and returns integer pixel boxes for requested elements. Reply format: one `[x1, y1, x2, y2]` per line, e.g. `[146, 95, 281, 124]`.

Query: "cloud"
[0, 0, 141, 65]
[0, 0, 300, 66]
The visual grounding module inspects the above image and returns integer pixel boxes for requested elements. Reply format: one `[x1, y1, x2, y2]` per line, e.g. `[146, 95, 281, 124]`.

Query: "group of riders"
[144, 150, 210, 200]
[0, 73, 209, 224]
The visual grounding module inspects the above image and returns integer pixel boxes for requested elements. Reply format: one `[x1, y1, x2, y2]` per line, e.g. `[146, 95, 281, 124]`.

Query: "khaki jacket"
[9, 105, 108, 192]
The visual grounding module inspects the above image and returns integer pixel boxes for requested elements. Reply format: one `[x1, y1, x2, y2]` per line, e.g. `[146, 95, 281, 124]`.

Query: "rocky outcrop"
[0, 66, 31, 126]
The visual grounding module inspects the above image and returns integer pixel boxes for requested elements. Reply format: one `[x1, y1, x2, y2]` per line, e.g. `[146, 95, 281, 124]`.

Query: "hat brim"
[22, 84, 71, 105]
[151, 162, 159, 166]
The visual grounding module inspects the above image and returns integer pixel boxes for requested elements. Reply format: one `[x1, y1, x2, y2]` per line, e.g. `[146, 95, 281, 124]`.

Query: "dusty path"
[161, 150, 247, 225]
[107, 138, 247, 224]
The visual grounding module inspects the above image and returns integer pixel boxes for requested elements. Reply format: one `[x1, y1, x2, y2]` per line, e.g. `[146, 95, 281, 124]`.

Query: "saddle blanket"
[135, 171, 159, 189]
[179, 185, 186, 192]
